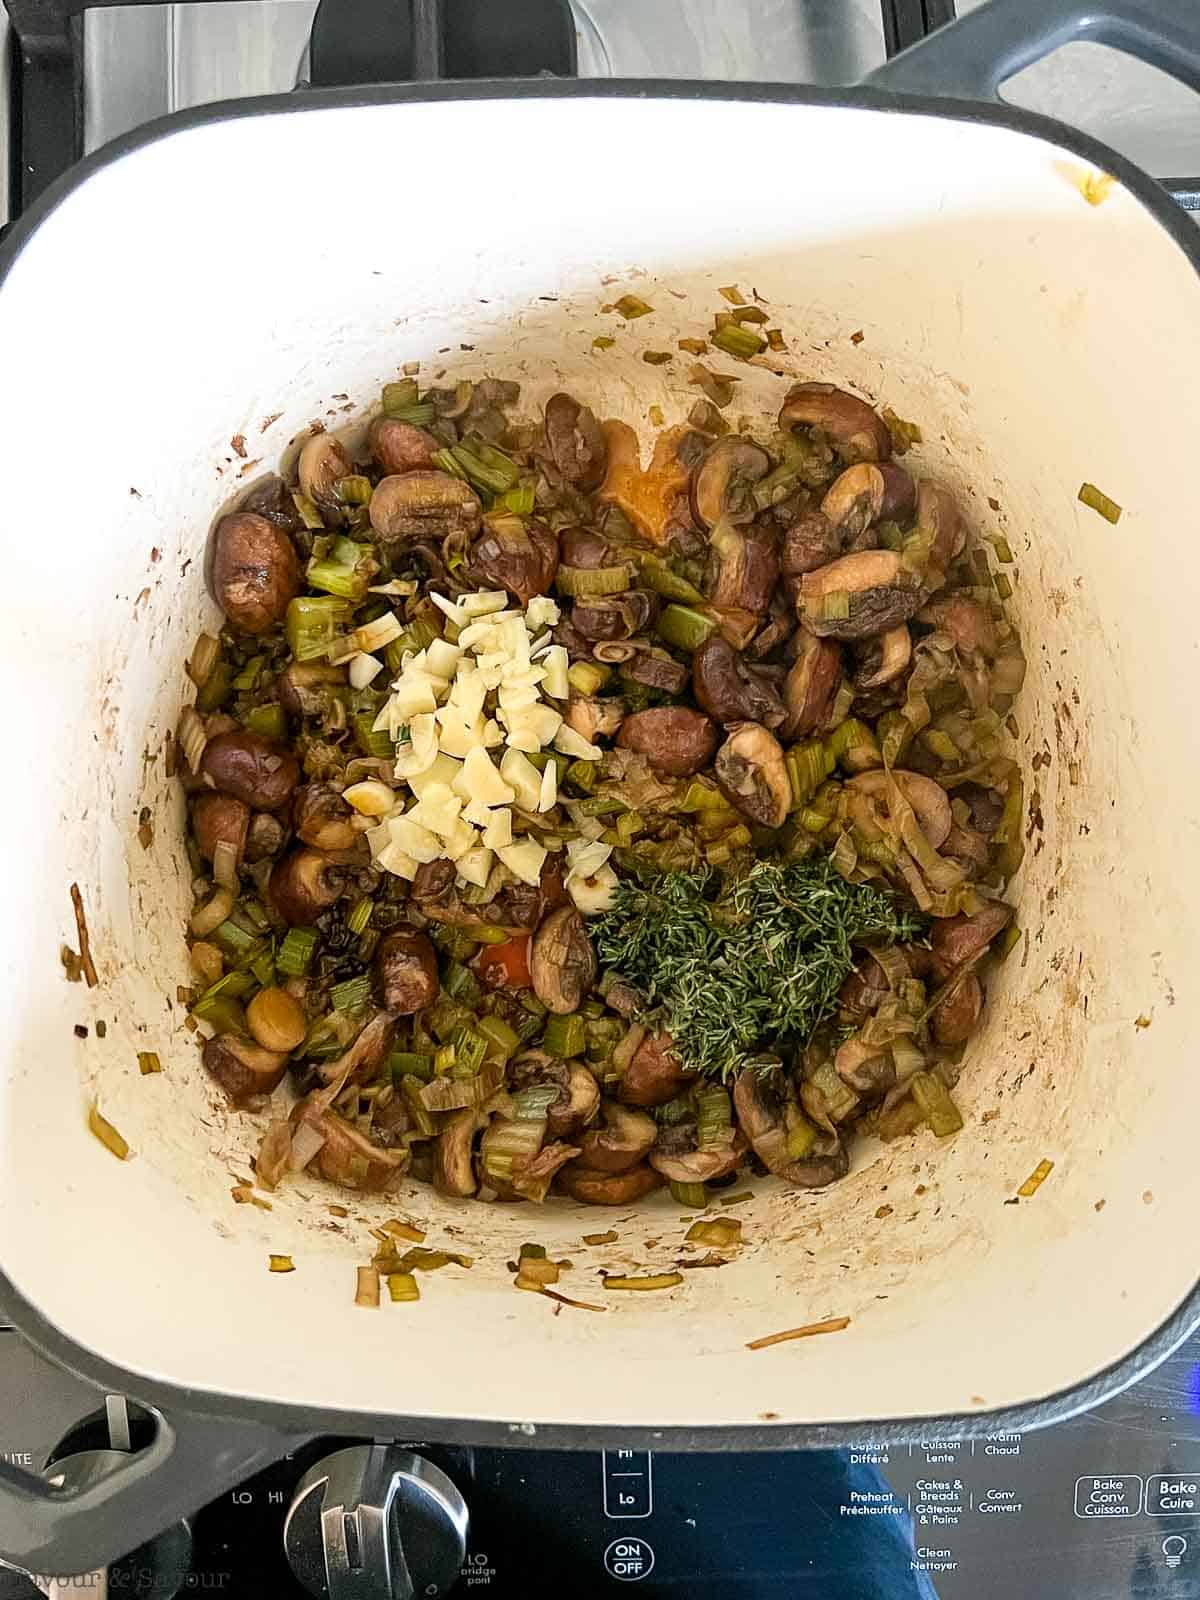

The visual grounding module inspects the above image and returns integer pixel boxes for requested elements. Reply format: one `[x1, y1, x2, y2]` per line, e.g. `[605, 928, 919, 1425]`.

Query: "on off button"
[604, 1537, 655, 1582]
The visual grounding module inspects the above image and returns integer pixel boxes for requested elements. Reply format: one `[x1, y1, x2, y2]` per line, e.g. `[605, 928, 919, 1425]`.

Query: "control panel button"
[604, 1537, 655, 1582]
[1073, 1474, 1143, 1518]
[602, 1451, 652, 1519]
[1148, 1474, 1200, 1516]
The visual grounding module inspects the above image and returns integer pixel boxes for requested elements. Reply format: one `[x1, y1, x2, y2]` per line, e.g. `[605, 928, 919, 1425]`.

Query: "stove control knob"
[284, 1446, 468, 1599]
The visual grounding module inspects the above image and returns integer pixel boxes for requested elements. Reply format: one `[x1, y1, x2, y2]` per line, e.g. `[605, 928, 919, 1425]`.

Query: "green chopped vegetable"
[443, 959, 482, 1007]
[711, 323, 766, 360]
[657, 604, 717, 652]
[670, 1181, 708, 1208]
[306, 558, 369, 601]
[137, 1051, 162, 1075]
[346, 896, 373, 936]
[593, 857, 922, 1082]
[389, 1050, 434, 1081]
[353, 712, 395, 760]
[500, 483, 536, 515]
[243, 703, 287, 741]
[387, 1272, 421, 1302]
[334, 474, 373, 505]
[556, 564, 631, 598]
[286, 596, 352, 662]
[567, 661, 609, 697]
[1078, 481, 1122, 524]
[543, 1012, 587, 1058]
[612, 294, 653, 319]
[277, 926, 318, 977]
[331, 974, 373, 1012]
[911, 1071, 964, 1137]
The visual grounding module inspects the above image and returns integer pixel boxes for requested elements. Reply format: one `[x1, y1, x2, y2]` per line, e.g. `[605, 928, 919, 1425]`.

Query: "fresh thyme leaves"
[593, 857, 924, 1082]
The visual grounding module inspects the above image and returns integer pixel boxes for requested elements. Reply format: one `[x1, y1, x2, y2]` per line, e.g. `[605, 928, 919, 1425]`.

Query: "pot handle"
[865, 0, 1200, 101]
[0, 1406, 305, 1577]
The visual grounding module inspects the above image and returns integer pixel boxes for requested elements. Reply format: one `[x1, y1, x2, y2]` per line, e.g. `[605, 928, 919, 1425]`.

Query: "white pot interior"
[1, 93, 1197, 1434]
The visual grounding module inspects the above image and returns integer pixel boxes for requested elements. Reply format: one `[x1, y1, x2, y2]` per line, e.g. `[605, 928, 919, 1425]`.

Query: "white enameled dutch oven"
[2, 0, 1200, 1575]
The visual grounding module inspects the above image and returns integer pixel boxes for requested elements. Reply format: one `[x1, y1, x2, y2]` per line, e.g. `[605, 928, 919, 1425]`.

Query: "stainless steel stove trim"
[0, 8, 1198, 1567]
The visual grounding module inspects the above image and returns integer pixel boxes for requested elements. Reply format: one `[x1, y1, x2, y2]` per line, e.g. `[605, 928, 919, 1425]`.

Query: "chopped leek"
[306, 558, 369, 601]
[231, 654, 266, 691]
[137, 1050, 162, 1075]
[346, 896, 373, 936]
[389, 1051, 435, 1081]
[331, 974, 373, 1012]
[478, 1015, 520, 1062]
[381, 378, 418, 413]
[335, 474, 373, 505]
[911, 1071, 964, 1137]
[556, 564, 631, 597]
[543, 1012, 586, 1058]
[353, 712, 395, 760]
[443, 960, 482, 1007]
[711, 324, 765, 359]
[450, 442, 520, 494]
[602, 1273, 683, 1292]
[670, 1181, 707, 1208]
[695, 1084, 732, 1148]
[243, 703, 286, 740]
[277, 926, 318, 977]
[500, 483, 536, 515]
[1078, 481, 1122, 524]
[449, 1025, 487, 1078]
[638, 554, 706, 604]
[657, 604, 716, 652]
[567, 661, 610, 696]
[287, 596, 352, 662]
[387, 1272, 421, 1302]
[355, 1265, 380, 1305]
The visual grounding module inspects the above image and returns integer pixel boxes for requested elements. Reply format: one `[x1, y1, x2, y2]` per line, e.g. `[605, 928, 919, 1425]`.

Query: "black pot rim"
[2, 74, 1198, 1451]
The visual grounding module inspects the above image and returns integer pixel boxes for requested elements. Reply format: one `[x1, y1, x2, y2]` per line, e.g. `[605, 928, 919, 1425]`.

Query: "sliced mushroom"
[557, 1162, 663, 1205]
[430, 1107, 479, 1198]
[942, 823, 991, 878]
[571, 589, 658, 642]
[543, 392, 608, 489]
[293, 783, 358, 850]
[690, 435, 771, 529]
[778, 383, 892, 464]
[576, 1101, 658, 1173]
[714, 722, 791, 829]
[932, 972, 984, 1044]
[307, 1108, 408, 1192]
[367, 416, 438, 476]
[917, 595, 998, 657]
[623, 648, 689, 697]
[781, 511, 841, 593]
[565, 695, 627, 744]
[191, 793, 249, 866]
[617, 707, 717, 777]
[848, 768, 952, 849]
[856, 624, 911, 690]
[203, 1035, 288, 1105]
[916, 481, 965, 570]
[833, 1036, 895, 1095]
[531, 906, 596, 1015]
[269, 848, 346, 925]
[837, 955, 893, 1020]
[693, 636, 785, 729]
[200, 731, 300, 811]
[928, 903, 1012, 979]
[275, 661, 345, 718]
[782, 629, 843, 739]
[369, 471, 482, 545]
[373, 929, 440, 1014]
[245, 812, 285, 862]
[733, 1070, 849, 1188]
[297, 432, 352, 510]
[316, 1010, 397, 1089]
[598, 421, 695, 544]
[511, 1140, 584, 1203]
[470, 519, 559, 605]
[705, 522, 779, 615]
[618, 1032, 695, 1107]
[957, 782, 1005, 837]
[798, 549, 925, 641]
[560, 527, 615, 569]
[649, 1132, 746, 1185]
[746, 592, 793, 661]
[211, 512, 301, 635]
[878, 461, 916, 522]
[820, 463, 886, 538]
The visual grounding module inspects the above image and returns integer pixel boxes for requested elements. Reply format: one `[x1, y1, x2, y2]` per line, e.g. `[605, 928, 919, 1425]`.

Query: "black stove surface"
[3, 1322, 1200, 1598]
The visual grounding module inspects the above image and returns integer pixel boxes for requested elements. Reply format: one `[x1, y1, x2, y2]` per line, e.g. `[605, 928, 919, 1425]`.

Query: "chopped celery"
[353, 712, 395, 760]
[291, 491, 325, 530]
[826, 717, 881, 771]
[243, 703, 287, 741]
[430, 447, 470, 482]
[346, 896, 373, 937]
[500, 483, 536, 515]
[387, 1272, 421, 1302]
[450, 442, 519, 494]
[786, 741, 834, 809]
[1078, 481, 1122, 524]
[249, 946, 277, 988]
[195, 661, 233, 713]
[389, 1051, 435, 1081]
[212, 918, 264, 966]
[556, 564, 631, 598]
[137, 1051, 162, 1075]
[287, 596, 352, 662]
[577, 796, 627, 817]
[695, 1084, 732, 1148]
[231, 654, 266, 691]
[442, 960, 482, 1007]
[385, 617, 440, 673]
[911, 1071, 963, 1137]
[566, 661, 610, 696]
[543, 1013, 587, 1058]
[277, 926, 318, 977]
[565, 759, 599, 794]
[449, 1025, 487, 1077]
[381, 378, 419, 413]
[670, 1180, 707, 1208]
[306, 558, 369, 601]
[786, 1116, 819, 1159]
[331, 974, 373, 1012]
[639, 554, 705, 604]
[334, 474, 373, 505]
[657, 603, 716, 652]
[478, 1015, 520, 1062]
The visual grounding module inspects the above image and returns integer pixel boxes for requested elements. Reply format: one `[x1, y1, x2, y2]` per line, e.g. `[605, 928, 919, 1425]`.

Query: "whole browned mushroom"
[373, 929, 440, 1015]
[240, 474, 303, 533]
[245, 812, 285, 862]
[571, 590, 658, 642]
[531, 906, 596, 1015]
[576, 1101, 658, 1173]
[203, 1034, 289, 1105]
[714, 722, 791, 828]
[693, 636, 785, 730]
[779, 383, 892, 464]
[276, 661, 346, 718]
[705, 523, 779, 615]
[297, 432, 352, 509]
[211, 512, 301, 635]
[942, 823, 991, 878]
[470, 519, 559, 605]
[369, 471, 482, 545]
[293, 783, 358, 851]
[820, 463, 886, 538]
[543, 392, 608, 490]
[917, 595, 998, 656]
[690, 436, 771, 529]
[733, 1070, 849, 1188]
[619, 1032, 695, 1107]
[617, 707, 717, 777]
[560, 527, 615, 569]
[782, 629, 843, 739]
[931, 973, 984, 1044]
[878, 461, 916, 522]
[928, 903, 1012, 978]
[433, 1106, 480, 1198]
[367, 416, 438, 476]
[798, 549, 925, 641]
[200, 731, 300, 811]
[781, 511, 841, 592]
[847, 769, 952, 848]
[191, 793, 249, 866]
[557, 1162, 663, 1205]
[833, 1036, 895, 1095]
[269, 848, 346, 924]
[856, 624, 912, 690]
